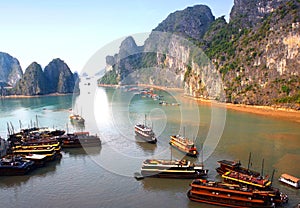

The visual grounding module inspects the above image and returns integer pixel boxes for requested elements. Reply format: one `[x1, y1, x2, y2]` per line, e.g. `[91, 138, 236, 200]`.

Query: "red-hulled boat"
[222, 171, 272, 189]
[187, 179, 288, 208]
[169, 135, 198, 157]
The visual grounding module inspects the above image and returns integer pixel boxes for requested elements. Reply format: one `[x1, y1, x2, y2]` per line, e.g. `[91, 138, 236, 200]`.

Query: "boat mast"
[170, 145, 173, 161]
[247, 152, 252, 171]
[19, 120, 22, 130]
[261, 158, 264, 177]
[144, 114, 147, 126]
[201, 143, 204, 166]
[10, 122, 15, 134]
[36, 115, 39, 128]
[66, 123, 69, 134]
[270, 169, 275, 185]
[183, 126, 185, 137]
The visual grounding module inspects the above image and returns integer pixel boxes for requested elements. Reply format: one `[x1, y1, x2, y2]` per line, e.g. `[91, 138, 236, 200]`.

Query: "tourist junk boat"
[134, 115, 157, 144]
[216, 153, 260, 176]
[187, 179, 288, 208]
[137, 159, 208, 179]
[169, 133, 198, 157]
[69, 108, 85, 126]
[12, 146, 60, 161]
[57, 132, 101, 148]
[23, 154, 48, 167]
[222, 170, 272, 189]
[0, 156, 35, 176]
[216, 160, 260, 176]
[279, 173, 300, 189]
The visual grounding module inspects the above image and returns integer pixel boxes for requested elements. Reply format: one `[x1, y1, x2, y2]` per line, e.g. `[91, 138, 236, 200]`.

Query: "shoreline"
[1, 93, 75, 99]
[191, 96, 300, 123]
[98, 84, 300, 123]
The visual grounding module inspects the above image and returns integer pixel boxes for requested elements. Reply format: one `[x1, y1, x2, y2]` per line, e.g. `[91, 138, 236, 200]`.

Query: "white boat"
[279, 173, 300, 188]
[134, 115, 157, 144]
[139, 159, 208, 179]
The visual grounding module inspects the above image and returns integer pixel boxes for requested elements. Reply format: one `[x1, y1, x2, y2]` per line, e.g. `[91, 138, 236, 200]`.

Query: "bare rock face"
[14, 62, 47, 95]
[230, 0, 288, 28]
[0, 52, 23, 87]
[44, 58, 75, 94]
[153, 5, 215, 41]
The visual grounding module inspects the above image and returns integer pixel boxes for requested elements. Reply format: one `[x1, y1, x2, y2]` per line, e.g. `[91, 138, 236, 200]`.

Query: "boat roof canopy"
[281, 173, 300, 183]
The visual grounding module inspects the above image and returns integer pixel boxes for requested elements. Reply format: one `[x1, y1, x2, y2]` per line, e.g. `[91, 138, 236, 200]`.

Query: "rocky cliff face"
[214, 0, 300, 108]
[14, 62, 47, 95]
[154, 5, 215, 41]
[0, 52, 23, 87]
[230, 0, 287, 28]
[100, 1, 300, 109]
[44, 58, 75, 93]
[99, 5, 215, 88]
[11, 58, 77, 96]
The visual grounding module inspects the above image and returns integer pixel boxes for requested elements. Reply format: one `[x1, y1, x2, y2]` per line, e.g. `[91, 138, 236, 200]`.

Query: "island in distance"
[0, 52, 79, 97]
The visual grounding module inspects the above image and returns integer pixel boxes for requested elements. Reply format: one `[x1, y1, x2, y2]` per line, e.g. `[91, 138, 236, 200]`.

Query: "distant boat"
[169, 131, 198, 157]
[187, 179, 288, 207]
[69, 114, 85, 125]
[138, 159, 208, 179]
[134, 115, 157, 144]
[279, 173, 300, 189]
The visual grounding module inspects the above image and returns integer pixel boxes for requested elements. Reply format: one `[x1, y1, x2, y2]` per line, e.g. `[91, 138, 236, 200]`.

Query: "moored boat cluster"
[1, 124, 101, 176]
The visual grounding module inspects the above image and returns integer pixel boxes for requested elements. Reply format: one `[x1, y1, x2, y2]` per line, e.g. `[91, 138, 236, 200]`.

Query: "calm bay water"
[0, 80, 299, 208]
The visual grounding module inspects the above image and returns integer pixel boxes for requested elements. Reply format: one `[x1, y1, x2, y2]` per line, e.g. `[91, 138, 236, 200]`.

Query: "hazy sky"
[0, 0, 234, 73]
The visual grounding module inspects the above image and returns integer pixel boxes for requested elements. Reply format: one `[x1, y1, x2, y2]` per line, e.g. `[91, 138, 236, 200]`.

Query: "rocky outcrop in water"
[0, 52, 23, 87]
[44, 58, 76, 94]
[14, 62, 47, 95]
[10, 58, 77, 96]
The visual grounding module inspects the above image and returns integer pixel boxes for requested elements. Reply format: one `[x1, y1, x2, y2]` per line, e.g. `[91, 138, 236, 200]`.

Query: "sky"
[0, 0, 234, 73]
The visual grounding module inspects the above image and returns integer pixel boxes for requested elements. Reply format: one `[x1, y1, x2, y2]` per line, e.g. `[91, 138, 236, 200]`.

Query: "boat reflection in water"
[135, 136, 157, 154]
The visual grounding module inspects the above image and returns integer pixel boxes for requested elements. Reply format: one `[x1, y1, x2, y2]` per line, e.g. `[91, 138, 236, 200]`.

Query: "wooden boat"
[279, 173, 300, 189]
[24, 154, 48, 167]
[28, 127, 65, 137]
[138, 159, 208, 179]
[169, 135, 198, 157]
[69, 114, 85, 125]
[14, 137, 61, 149]
[58, 132, 101, 148]
[216, 160, 260, 176]
[12, 146, 59, 161]
[134, 115, 157, 144]
[187, 179, 288, 208]
[0, 156, 35, 176]
[222, 171, 272, 189]
[8, 125, 64, 146]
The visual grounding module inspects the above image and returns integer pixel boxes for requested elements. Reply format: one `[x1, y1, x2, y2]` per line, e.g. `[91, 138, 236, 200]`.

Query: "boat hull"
[135, 131, 157, 144]
[0, 161, 35, 176]
[169, 143, 198, 157]
[141, 170, 207, 179]
[187, 190, 275, 208]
